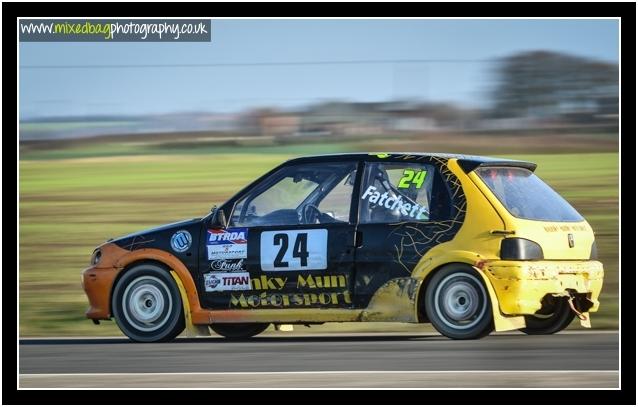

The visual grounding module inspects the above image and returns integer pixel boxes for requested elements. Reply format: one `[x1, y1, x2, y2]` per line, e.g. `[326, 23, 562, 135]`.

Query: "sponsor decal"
[170, 230, 192, 253]
[361, 185, 429, 220]
[210, 259, 246, 272]
[207, 227, 247, 260]
[230, 290, 352, 308]
[204, 272, 251, 292]
[207, 227, 247, 244]
[296, 274, 346, 289]
[247, 274, 346, 291]
[260, 229, 327, 271]
[229, 273, 349, 308]
[251, 275, 288, 290]
[208, 244, 247, 260]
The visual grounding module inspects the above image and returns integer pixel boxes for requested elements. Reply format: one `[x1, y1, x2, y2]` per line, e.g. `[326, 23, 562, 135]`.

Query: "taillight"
[500, 238, 544, 260]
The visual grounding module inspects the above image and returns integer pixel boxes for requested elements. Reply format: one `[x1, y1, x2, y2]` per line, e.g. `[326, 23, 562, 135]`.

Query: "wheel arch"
[415, 261, 524, 331]
[109, 248, 203, 317]
[416, 261, 478, 323]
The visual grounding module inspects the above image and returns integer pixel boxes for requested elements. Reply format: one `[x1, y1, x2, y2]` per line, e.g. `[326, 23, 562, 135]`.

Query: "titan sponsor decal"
[210, 259, 246, 272]
[361, 185, 428, 220]
[260, 229, 327, 271]
[229, 274, 350, 308]
[170, 230, 192, 253]
[207, 227, 247, 260]
[204, 272, 251, 292]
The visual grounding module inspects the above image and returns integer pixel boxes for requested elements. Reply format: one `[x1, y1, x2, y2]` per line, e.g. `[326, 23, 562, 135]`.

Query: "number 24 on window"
[398, 169, 427, 189]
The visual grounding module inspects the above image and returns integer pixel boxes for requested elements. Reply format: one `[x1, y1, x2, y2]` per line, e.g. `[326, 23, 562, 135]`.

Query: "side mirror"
[210, 208, 228, 228]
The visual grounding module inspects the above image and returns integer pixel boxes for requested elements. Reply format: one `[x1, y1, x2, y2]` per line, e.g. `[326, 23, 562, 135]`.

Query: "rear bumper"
[481, 260, 604, 315]
[81, 266, 120, 320]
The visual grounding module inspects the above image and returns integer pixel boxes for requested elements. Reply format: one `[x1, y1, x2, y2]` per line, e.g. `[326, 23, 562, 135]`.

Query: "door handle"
[354, 231, 363, 248]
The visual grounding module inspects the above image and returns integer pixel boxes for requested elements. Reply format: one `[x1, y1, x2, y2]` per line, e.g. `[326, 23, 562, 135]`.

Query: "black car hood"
[110, 218, 203, 251]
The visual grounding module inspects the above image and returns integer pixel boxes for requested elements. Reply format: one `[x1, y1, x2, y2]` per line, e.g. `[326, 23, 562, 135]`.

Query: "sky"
[19, 19, 619, 120]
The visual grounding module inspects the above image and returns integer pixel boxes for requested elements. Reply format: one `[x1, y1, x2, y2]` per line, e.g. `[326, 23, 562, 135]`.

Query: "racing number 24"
[398, 169, 427, 189]
[273, 233, 309, 267]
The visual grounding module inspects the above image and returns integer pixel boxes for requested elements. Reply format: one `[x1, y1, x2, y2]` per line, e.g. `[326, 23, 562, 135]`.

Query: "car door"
[352, 158, 461, 308]
[198, 160, 358, 311]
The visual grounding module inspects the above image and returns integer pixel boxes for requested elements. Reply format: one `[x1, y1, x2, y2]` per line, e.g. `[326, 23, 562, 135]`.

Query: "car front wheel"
[425, 264, 494, 340]
[112, 264, 185, 342]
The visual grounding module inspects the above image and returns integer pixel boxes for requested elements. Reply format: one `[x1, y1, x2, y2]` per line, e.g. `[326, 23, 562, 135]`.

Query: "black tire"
[520, 297, 575, 335]
[425, 264, 494, 340]
[210, 323, 270, 339]
[112, 263, 185, 343]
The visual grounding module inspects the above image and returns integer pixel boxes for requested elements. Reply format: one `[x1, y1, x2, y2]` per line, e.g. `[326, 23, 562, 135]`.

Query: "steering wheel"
[300, 203, 322, 224]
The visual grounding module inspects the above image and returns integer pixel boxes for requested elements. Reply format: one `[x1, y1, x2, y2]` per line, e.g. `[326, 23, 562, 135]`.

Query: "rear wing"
[456, 158, 537, 173]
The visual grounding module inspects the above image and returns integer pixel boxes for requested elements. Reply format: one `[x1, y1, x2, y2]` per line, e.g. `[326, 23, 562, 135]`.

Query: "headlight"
[500, 238, 544, 260]
[90, 249, 102, 265]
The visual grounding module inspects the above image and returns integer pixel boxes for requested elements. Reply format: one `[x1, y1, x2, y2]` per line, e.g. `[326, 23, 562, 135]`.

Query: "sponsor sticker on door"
[210, 259, 246, 272]
[204, 272, 251, 292]
[207, 227, 247, 260]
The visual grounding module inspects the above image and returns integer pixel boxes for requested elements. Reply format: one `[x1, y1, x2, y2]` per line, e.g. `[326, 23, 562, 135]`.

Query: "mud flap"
[473, 267, 526, 332]
[170, 270, 210, 337]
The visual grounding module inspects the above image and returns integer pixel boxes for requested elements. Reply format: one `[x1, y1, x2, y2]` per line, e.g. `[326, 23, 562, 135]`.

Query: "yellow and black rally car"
[82, 153, 603, 342]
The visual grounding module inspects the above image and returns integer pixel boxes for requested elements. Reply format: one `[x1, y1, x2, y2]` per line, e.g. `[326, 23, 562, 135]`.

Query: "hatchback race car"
[82, 153, 603, 342]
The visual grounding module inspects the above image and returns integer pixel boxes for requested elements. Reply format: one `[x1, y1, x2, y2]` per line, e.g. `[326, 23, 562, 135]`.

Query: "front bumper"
[481, 260, 604, 315]
[81, 265, 120, 320]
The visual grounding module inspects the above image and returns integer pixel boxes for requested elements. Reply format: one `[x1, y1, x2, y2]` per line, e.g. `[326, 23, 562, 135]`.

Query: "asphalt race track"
[19, 331, 619, 388]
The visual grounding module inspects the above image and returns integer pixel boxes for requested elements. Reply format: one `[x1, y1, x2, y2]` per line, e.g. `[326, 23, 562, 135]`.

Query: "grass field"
[18, 140, 619, 336]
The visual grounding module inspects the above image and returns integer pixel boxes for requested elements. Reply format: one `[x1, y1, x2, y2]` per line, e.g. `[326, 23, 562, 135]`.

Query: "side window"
[230, 162, 356, 227]
[359, 162, 435, 224]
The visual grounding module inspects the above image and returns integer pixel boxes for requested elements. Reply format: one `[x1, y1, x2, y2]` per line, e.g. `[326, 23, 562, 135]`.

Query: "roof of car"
[286, 152, 537, 172]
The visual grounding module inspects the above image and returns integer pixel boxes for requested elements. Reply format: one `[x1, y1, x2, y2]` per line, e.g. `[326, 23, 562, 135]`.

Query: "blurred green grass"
[19, 148, 618, 336]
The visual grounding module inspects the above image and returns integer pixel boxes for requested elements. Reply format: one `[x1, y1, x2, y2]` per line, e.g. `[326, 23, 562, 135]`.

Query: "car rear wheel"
[210, 323, 270, 339]
[425, 264, 494, 340]
[112, 264, 185, 343]
[520, 297, 575, 335]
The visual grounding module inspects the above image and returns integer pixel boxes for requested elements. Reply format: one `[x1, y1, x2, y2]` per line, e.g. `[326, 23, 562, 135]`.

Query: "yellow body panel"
[482, 260, 603, 314]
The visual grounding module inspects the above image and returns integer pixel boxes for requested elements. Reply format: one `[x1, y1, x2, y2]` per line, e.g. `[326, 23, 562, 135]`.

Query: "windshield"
[476, 167, 583, 222]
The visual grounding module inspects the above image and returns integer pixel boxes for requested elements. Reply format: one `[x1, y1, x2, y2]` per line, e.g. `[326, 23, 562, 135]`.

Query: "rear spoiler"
[456, 159, 537, 173]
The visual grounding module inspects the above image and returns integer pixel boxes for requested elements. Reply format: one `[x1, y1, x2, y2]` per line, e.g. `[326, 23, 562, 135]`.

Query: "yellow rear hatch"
[469, 165, 596, 261]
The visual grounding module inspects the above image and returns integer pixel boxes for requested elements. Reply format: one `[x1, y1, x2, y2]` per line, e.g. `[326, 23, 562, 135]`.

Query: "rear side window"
[476, 167, 583, 222]
[359, 162, 436, 224]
